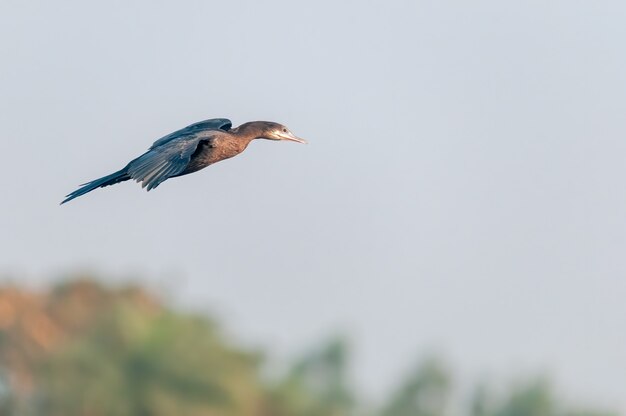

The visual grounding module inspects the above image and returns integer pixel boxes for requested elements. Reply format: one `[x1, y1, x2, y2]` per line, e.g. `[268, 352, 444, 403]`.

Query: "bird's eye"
[282, 128, 287, 133]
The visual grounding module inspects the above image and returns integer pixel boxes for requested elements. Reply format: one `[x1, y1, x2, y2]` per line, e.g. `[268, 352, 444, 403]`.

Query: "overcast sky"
[1, 0, 626, 411]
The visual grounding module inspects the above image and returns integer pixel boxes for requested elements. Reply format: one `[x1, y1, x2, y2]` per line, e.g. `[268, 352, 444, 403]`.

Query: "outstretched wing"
[128, 133, 215, 191]
[149, 118, 231, 150]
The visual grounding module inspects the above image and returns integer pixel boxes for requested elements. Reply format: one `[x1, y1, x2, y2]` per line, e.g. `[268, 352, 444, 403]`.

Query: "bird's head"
[247, 121, 307, 144]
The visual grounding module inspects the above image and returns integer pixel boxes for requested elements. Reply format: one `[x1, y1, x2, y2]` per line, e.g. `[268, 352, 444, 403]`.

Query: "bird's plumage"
[148, 118, 231, 150]
[61, 118, 305, 204]
[128, 133, 214, 191]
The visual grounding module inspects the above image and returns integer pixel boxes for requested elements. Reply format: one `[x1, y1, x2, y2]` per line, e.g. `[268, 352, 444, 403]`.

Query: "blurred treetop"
[0, 278, 616, 416]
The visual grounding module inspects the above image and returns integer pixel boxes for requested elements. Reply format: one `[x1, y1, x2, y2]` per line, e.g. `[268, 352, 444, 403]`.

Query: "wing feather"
[149, 118, 231, 150]
[127, 134, 214, 191]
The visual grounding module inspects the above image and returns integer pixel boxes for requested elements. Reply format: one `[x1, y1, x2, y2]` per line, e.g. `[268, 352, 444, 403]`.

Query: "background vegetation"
[0, 277, 615, 416]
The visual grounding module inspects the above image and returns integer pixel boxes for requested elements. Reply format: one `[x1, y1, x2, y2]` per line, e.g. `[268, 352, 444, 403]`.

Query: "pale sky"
[1, 0, 626, 412]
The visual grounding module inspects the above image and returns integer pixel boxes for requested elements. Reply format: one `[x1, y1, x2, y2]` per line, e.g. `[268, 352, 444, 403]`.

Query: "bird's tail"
[61, 168, 130, 204]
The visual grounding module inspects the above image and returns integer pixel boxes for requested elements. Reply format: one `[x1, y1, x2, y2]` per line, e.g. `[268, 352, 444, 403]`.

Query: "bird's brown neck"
[230, 122, 265, 142]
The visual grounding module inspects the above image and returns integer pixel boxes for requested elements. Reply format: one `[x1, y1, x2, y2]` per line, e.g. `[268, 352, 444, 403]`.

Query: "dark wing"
[128, 133, 215, 191]
[149, 118, 231, 150]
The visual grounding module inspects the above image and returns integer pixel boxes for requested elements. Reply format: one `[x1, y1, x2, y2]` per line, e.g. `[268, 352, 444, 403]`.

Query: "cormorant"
[61, 118, 306, 204]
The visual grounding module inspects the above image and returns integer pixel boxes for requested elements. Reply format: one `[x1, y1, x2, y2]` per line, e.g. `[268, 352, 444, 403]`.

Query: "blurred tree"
[268, 337, 354, 416]
[0, 279, 265, 416]
[493, 380, 555, 416]
[380, 358, 451, 416]
[0, 278, 618, 416]
[469, 383, 491, 416]
[470, 380, 617, 416]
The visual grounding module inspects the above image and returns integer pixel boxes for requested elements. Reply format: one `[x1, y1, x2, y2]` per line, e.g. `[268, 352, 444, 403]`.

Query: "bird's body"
[181, 128, 254, 175]
[61, 118, 306, 204]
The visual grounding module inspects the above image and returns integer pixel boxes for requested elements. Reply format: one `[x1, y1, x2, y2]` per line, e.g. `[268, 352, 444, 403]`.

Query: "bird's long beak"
[279, 132, 308, 144]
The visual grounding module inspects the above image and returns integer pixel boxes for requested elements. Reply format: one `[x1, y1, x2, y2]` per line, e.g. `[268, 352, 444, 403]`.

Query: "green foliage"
[470, 380, 617, 416]
[39, 311, 262, 416]
[0, 279, 264, 416]
[380, 358, 450, 416]
[0, 278, 617, 416]
[269, 337, 354, 416]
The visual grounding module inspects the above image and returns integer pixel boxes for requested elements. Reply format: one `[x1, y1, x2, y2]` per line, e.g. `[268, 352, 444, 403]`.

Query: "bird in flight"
[61, 118, 306, 204]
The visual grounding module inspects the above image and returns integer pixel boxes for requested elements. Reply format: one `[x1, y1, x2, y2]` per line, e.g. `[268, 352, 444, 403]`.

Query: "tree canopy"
[0, 278, 615, 416]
